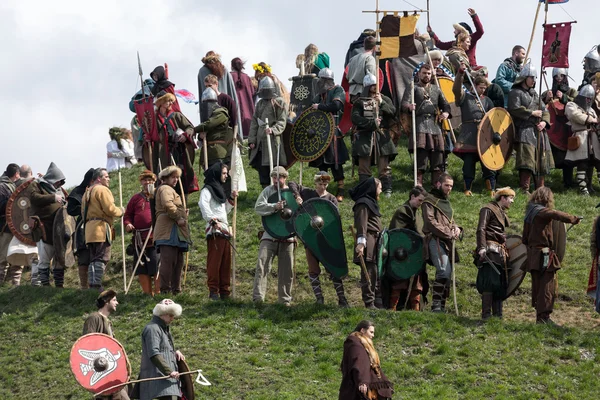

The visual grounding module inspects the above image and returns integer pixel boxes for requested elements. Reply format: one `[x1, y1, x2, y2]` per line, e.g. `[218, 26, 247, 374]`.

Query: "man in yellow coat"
[82, 168, 123, 290]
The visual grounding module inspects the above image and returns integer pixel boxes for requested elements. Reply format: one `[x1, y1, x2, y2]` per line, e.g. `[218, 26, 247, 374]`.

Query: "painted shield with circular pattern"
[290, 108, 335, 162]
[477, 107, 515, 171]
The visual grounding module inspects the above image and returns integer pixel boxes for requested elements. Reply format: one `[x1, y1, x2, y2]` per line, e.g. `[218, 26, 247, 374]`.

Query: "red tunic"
[124, 192, 153, 243]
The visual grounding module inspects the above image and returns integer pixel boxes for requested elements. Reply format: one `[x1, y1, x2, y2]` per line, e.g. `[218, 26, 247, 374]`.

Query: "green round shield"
[376, 229, 389, 277]
[293, 198, 347, 279]
[386, 228, 424, 280]
[262, 189, 299, 240]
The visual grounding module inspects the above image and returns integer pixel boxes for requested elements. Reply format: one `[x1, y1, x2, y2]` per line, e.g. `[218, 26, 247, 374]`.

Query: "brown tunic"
[422, 190, 459, 261]
[353, 204, 382, 264]
[82, 312, 113, 336]
[522, 206, 577, 272]
[476, 202, 510, 265]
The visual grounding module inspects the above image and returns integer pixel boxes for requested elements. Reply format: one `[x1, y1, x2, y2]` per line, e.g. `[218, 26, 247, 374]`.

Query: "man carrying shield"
[352, 73, 397, 197]
[309, 69, 349, 202]
[253, 167, 295, 306]
[452, 63, 495, 196]
[385, 186, 427, 311]
[422, 173, 461, 313]
[475, 187, 515, 320]
[508, 63, 553, 193]
[523, 187, 580, 324]
[30, 162, 68, 287]
[402, 64, 451, 187]
[82, 289, 129, 400]
[289, 171, 349, 307]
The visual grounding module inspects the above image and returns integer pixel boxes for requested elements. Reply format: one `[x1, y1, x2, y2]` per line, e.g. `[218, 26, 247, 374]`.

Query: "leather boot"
[409, 290, 421, 311]
[332, 277, 349, 308]
[417, 171, 424, 187]
[9, 266, 24, 286]
[563, 166, 574, 188]
[389, 288, 401, 311]
[431, 170, 442, 186]
[78, 266, 89, 289]
[519, 170, 531, 194]
[431, 279, 446, 312]
[138, 274, 153, 295]
[153, 275, 161, 295]
[441, 284, 450, 312]
[463, 180, 473, 197]
[38, 267, 51, 286]
[336, 181, 345, 202]
[53, 269, 65, 288]
[492, 299, 503, 318]
[309, 273, 324, 304]
[481, 292, 493, 320]
[536, 175, 545, 189]
[576, 170, 589, 195]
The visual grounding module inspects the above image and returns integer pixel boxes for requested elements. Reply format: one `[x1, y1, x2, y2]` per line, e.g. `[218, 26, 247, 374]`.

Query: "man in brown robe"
[523, 187, 580, 324]
[475, 187, 515, 320]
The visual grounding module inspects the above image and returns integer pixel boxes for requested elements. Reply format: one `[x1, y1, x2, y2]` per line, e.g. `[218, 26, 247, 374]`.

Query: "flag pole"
[536, 0, 549, 188]
[524, 1, 543, 62]
[231, 195, 237, 299]
[118, 168, 126, 292]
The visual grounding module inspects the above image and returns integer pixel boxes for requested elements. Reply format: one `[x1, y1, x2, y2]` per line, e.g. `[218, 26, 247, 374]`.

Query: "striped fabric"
[379, 14, 420, 60]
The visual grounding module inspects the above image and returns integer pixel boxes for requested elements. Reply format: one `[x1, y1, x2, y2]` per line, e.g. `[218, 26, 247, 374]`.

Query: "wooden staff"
[265, 118, 274, 172]
[170, 155, 190, 287]
[451, 239, 459, 316]
[202, 136, 208, 171]
[410, 80, 417, 185]
[118, 168, 126, 292]
[231, 195, 238, 298]
[350, 225, 371, 286]
[125, 226, 153, 294]
[524, 1, 543, 62]
[427, 0, 430, 27]
[96, 369, 211, 396]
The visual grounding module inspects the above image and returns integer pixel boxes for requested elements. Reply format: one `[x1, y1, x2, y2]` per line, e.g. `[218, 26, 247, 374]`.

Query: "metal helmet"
[583, 46, 600, 73]
[201, 87, 218, 102]
[520, 63, 537, 79]
[318, 68, 334, 80]
[579, 84, 596, 100]
[363, 73, 377, 87]
[258, 76, 277, 99]
[552, 68, 568, 78]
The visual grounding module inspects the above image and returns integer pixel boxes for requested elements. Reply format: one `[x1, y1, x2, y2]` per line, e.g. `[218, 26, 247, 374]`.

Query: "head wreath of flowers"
[252, 63, 272, 74]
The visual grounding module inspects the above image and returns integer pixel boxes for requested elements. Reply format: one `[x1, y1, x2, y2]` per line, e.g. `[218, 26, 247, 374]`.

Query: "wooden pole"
[231, 196, 237, 299]
[452, 239, 459, 316]
[265, 118, 274, 172]
[202, 137, 208, 171]
[410, 80, 417, 186]
[118, 169, 126, 292]
[125, 226, 153, 294]
[349, 225, 371, 286]
[427, 0, 430, 27]
[170, 155, 190, 287]
[524, 1, 543, 62]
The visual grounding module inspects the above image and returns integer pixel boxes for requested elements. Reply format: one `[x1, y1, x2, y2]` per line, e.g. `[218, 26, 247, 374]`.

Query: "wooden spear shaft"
[118, 169, 126, 292]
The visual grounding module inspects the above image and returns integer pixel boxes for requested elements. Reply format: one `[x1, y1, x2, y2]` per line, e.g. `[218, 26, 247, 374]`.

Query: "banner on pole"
[379, 14, 420, 60]
[541, 22, 574, 68]
[133, 97, 158, 142]
[230, 141, 247, 193]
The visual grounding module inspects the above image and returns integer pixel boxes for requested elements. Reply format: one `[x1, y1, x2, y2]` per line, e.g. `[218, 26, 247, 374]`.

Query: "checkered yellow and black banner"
[379, 14, 420, 59]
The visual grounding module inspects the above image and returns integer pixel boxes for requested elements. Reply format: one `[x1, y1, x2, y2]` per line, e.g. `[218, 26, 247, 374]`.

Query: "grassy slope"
[2, 137, 600, 399]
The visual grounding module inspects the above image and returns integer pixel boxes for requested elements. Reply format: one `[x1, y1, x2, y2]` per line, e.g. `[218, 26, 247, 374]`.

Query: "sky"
[0, 0, 593, 184]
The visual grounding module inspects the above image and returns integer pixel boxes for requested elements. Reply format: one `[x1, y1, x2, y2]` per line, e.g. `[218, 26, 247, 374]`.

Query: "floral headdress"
[252, 62, 272, 75]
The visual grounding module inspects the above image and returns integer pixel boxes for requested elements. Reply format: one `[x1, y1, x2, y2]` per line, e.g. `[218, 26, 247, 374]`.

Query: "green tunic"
[248, 97, 289, 167]
[195, 107, 234, 165]
[351, 94, 398, 160]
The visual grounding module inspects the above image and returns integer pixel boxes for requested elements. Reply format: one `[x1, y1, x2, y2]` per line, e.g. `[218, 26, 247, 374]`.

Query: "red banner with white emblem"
[134, 96, 159, 142]
[541, 22, 574, 68]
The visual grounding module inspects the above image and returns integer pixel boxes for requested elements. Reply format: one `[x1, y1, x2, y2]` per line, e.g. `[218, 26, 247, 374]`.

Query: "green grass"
[2, 136, 600, 399]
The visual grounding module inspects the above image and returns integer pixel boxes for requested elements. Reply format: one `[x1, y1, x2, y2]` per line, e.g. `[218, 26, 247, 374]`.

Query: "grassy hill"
[2, 137, 600, 399]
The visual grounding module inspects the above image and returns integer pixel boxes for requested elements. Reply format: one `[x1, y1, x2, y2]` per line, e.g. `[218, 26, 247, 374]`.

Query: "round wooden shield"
[70, 333, 130, 395]
[177, 359, 195, 400]
[53, 207, 76, 267]
[6, 179, 37, 246]
[437, 76, 462, 131]
[293, 198, 348, 279]
[376, 229, 389, 278]
[261, 189, 299, 240]
[290, 108, 334, 162]
[386, 228, 424, 281]
[504, 235, 527, 300]
[477, 107, 515, 171]
[552, 220, 567, 263]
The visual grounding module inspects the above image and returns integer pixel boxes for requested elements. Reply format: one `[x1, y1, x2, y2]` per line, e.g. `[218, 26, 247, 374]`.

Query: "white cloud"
[0, 0, 594, 182]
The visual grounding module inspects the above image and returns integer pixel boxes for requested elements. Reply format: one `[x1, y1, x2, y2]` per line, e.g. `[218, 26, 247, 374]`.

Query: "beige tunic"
[565, 102, 600, 163]
[154, 184, 189, 242]
[82, 184, 123, 244]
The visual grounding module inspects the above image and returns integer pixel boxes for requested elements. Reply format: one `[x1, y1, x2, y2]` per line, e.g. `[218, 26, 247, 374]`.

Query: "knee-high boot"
[332, 277, 349, 307]
[38, 266, 51, 286]
[432, 279, 447, 312]
[409, 289, 421, 311]
[482, 292, 493, 320]
[576, 169, 589, 195]
[389, 288, 401, 311]
[138, 274, 153, 295]
[309, 273, 324, 304]
[53, 269, 65, 288]
[153, 275, 160, 295]
[78, 266, 89, 289]
[492, 299, 504, 318]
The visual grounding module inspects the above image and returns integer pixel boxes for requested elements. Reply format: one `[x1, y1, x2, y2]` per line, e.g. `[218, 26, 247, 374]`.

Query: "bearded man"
[402, 64, 451, 187]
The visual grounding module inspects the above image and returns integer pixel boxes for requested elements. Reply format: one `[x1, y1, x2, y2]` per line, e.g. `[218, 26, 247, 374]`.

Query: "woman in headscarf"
[349, 178, 382, 309]
[154, 166, 191, 294]
[339, 320, 393, 400]
[150, 65, 181, 113]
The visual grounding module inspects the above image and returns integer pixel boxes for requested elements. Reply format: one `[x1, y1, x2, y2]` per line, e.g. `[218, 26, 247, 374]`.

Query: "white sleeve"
[199, 189, 218, 222]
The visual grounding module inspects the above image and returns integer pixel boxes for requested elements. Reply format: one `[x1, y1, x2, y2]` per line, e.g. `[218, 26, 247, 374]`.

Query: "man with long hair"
[523, 187, 580, 324]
